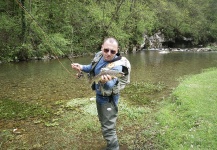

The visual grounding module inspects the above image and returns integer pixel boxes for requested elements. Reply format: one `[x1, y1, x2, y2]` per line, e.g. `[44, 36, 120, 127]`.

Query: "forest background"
[0, 0, 217, 62]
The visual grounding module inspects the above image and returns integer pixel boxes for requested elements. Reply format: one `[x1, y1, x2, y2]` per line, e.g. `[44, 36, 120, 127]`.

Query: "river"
[1, 50, 217, 103]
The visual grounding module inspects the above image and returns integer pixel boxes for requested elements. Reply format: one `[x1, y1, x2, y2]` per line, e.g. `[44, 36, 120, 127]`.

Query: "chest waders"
[90, 52, 123, 150]
[96, 94, 119, 150]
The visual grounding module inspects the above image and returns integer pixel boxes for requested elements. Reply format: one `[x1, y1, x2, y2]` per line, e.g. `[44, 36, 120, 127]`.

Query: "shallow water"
[1, 50, 217, 102]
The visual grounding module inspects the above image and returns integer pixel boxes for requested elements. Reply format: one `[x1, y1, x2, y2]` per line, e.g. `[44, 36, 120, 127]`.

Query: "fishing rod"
[66, 56, 73, 63]
[15, 0, 74, 75]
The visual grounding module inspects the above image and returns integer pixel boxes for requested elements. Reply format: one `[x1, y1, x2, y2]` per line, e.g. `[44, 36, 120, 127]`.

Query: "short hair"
[103, 37, 118, 47]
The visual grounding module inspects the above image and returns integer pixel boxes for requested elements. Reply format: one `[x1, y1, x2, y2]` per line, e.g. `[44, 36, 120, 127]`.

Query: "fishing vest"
[89, 51, 131, 95]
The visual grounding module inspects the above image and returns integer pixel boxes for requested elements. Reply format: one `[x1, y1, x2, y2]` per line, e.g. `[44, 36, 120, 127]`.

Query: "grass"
[57, 98, 153, 149]
[154, 68, 217, 149]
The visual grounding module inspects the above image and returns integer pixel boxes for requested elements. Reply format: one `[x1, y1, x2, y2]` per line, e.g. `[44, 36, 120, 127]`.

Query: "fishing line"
[15, 0, 74, 76]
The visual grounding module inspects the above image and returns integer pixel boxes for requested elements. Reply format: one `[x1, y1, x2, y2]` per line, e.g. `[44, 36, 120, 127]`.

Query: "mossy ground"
[0, 97, 156, 149]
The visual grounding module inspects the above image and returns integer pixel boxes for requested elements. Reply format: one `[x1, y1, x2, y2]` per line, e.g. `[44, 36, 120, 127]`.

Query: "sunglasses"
[103, 48, 117, 54]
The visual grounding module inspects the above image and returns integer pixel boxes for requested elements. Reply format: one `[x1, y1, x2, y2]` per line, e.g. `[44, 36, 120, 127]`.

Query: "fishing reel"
[76, 71, 84, 79]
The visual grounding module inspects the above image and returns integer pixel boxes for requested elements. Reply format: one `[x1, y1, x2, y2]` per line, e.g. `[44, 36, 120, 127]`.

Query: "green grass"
[57, 98, 153, 150]
[155, 68, 217, 149]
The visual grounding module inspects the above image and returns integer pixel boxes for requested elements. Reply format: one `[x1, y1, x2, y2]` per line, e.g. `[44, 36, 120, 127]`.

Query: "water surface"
[1, 50, 217, 102]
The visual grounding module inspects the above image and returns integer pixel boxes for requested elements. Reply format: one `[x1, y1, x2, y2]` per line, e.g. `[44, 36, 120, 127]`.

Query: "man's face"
[101, 41, 118, 61]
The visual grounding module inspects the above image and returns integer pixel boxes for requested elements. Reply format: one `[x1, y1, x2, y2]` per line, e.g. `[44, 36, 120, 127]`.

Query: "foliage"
[208, 43, 217, 51]
[0, 14, 21, 62]
[151, 0, 217, 45]
[0, 0, 217, 62]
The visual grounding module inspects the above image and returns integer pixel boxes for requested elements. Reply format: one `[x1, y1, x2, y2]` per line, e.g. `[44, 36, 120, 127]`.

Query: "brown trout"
[89, 69, 124, 84]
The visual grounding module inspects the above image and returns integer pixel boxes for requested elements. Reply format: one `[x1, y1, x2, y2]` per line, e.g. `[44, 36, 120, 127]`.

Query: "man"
[71, 37, 130, 150]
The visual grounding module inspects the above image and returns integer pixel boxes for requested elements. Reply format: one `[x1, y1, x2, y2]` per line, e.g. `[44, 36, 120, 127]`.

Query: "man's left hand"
[100, 75, 112, 84]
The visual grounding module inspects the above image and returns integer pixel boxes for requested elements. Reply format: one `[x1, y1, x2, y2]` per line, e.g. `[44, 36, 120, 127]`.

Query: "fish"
[89, 68, 125, 84]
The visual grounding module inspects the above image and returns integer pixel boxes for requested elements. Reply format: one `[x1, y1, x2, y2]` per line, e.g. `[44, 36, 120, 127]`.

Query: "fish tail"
[99, 84, 105, 96]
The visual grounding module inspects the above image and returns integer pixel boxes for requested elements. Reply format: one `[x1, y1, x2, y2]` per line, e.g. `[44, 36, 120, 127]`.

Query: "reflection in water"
[1, 51, 217, 102]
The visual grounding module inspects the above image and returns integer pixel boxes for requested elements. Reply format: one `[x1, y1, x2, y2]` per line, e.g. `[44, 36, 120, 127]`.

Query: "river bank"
[1, 44, 217, 64]
[152, 67, 217, 149]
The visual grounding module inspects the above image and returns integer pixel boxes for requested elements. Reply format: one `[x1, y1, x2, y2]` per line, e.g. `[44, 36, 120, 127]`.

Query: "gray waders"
[96, 96, 119, 150]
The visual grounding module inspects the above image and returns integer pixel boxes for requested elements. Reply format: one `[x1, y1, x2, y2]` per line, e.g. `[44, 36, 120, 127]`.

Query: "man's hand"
[71, 63, 84, 79]
[71, 63, 82, 72]
[100, 75, 113, 84]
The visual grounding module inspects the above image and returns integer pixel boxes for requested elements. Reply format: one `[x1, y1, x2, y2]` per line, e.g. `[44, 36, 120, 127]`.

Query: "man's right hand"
[71, 63, 82, 72]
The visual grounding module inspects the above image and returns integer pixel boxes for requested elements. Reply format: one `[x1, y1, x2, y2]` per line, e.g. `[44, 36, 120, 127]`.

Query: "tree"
[1, 0, 217, 62]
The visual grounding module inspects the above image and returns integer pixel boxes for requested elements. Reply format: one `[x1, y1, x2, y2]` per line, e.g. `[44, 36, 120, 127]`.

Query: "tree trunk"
[21, 0, 26, 43]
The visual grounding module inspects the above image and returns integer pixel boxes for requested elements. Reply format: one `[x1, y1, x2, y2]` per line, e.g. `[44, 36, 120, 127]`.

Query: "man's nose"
[107, 51, 112, 55]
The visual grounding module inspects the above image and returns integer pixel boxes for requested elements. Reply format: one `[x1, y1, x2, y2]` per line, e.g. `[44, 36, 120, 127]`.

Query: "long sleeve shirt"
[81, 55, 122, 96]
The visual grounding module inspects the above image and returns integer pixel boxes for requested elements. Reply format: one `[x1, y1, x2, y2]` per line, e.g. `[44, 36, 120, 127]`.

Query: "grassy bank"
[154, 68, 217, 149]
